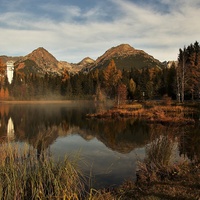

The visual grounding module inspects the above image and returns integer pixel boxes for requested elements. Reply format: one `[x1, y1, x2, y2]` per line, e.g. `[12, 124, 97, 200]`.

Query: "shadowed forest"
[0, 41, 200, 103]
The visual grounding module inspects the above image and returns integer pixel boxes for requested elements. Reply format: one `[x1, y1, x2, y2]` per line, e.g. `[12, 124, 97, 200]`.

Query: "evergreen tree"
[177, 41, 200, 101]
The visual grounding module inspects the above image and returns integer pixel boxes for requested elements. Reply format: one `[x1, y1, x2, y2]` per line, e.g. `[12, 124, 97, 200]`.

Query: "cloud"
[110, 0, 200, 59]
[0, 0, 200, 62]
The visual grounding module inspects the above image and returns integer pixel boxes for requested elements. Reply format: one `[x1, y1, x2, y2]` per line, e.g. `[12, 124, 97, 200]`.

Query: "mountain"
[1, 44, 165, 77]
[14, 47, 63, 76]
[25, 47, 58, 69]
[59, 57, 95, 74]
[83, 44, 163, 72]
[77, 57, 95, 67]
[0, 56, 22, 64]
[14, 48, 95, 76]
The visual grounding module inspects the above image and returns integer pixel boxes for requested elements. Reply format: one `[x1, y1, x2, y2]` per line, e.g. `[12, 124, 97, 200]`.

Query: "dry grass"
[112, 136, 200, 199]
[0, 137, 199, 200]
[87, 102, 195, 125]
[87, 188, 116, 200]
[0, 143, 85, 200]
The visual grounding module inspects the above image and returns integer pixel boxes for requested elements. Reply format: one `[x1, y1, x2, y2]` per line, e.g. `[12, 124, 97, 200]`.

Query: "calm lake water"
[0, 101, 200, 188]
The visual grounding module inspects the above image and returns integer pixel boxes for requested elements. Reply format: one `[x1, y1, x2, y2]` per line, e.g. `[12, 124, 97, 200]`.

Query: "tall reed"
[137, 135, 175, 184]
[0, 143, 85, 200]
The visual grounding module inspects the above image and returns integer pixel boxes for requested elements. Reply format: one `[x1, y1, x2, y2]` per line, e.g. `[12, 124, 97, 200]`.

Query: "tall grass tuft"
[137, 135, 174, 183]
[0, 143, 85, 200]
[146, 135, 174, 168]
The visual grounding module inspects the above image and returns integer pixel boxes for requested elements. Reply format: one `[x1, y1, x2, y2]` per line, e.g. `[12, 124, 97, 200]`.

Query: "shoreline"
[0, 100, 91, 104]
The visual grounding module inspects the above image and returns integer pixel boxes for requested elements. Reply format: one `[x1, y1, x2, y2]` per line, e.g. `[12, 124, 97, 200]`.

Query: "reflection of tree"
[9, 105, 72, 151]
[1, 103, 198, 161]
[179, 126, 200, 163]
[0, 105, 11, 140]
[84, 119, 151, 153]
[5, 103, 95, 151]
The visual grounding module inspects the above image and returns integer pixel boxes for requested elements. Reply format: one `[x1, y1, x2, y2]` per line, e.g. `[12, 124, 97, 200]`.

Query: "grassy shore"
[0, 141, 199, 199]
[87, 101, 196, 125]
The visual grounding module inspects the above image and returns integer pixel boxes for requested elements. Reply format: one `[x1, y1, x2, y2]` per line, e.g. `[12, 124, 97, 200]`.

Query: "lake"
[0, 101, 199, 189]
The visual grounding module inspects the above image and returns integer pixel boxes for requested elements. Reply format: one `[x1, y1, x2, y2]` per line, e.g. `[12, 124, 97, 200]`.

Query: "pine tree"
[177, 41, 200, 101]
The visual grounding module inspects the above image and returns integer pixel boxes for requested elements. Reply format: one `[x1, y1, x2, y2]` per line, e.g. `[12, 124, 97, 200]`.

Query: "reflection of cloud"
[0, 0, 200, 62]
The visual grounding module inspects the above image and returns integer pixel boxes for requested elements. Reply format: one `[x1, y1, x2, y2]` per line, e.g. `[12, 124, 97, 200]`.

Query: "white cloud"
[0, 0, 200, 62]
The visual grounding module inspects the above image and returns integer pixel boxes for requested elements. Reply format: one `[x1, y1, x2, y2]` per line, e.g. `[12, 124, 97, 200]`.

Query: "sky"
[0, 0, 200, 63]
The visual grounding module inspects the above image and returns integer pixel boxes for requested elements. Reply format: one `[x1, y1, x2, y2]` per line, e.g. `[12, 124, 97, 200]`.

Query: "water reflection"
[179, 125, 200, 163]
[0, 102, 199, 188]
[7, 117, 15, 140]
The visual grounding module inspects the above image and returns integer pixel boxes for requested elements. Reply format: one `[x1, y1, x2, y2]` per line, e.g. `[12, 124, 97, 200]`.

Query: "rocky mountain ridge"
[87, 44, 163, 71]
[1, 44, 170, 76]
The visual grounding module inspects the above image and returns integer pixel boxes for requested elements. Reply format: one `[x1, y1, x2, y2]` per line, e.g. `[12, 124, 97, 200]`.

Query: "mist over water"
[0, 101, 199, 188]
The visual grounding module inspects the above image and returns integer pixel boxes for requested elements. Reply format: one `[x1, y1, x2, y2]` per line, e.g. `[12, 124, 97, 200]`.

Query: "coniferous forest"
[0, 41, 200, 102]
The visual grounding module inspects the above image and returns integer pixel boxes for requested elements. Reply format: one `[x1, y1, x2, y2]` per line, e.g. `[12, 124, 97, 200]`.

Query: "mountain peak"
[96, 44, 137, 64]
[113, 44, 135, 51]
[14, 47, 60, 76]
[78, 57, 95, 66]
[25, 47, 58, 69]
[91, 43, 162, 71]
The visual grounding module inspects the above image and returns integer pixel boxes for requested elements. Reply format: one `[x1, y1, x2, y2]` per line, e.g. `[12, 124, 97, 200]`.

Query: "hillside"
[13, 48, 95, 76]
[59, 57, 95, 74]
[0, 55, 22, 64]
[14, 47, 62, 76]
[83, 44, 163, 72]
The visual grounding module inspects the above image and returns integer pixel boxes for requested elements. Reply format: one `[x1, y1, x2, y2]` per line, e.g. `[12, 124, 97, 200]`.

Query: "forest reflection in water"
[0, 102, 199, 188]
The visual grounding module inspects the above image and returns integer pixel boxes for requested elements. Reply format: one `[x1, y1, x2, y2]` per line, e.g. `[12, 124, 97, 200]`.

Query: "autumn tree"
[0, 58, 6, 84]
[117, 83, 127, 106]
[0, 88, 4, 99]
[128, 78, 136, 100]
[102, 59, 122, 98]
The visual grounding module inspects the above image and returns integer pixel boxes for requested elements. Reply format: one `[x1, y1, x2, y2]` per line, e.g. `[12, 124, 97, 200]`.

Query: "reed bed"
[0, 143, 85, 200]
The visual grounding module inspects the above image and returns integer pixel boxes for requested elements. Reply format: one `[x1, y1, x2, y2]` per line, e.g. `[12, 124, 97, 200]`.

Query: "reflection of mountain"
[78, 119, 151, 153]
[10, 105, 70, 150]
[0, 103, 188, 156]
[0, 104, 152, 154]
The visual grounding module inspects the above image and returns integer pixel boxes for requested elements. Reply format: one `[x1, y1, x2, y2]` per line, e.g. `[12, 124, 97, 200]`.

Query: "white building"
[6, 60, 14, 84]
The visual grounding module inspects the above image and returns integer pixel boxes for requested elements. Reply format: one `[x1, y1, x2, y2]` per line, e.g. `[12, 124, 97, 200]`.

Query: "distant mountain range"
[0, 44, 169, 77]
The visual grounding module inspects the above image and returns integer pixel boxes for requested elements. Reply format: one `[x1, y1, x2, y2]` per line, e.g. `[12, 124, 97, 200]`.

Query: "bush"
[162, 94, 172, 106]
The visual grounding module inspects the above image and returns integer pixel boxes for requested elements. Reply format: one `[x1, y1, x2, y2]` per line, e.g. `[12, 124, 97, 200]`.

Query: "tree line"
[0, 41, 199, 102]
[177, 41, 200, 102]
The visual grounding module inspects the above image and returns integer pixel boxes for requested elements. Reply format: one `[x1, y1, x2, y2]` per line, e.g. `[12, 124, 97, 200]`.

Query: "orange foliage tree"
[103, 59, 122, 98]
[0, 88, 9, 100]
[117, 83, 127, 106]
